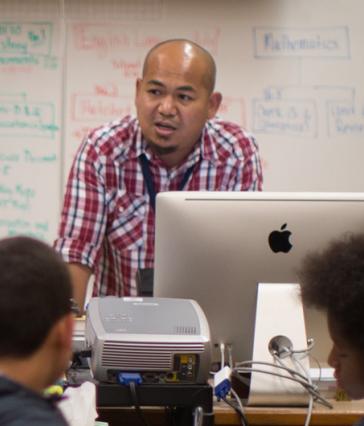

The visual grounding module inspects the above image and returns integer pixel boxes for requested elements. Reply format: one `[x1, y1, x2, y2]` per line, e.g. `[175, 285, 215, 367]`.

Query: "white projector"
[85, 296, 211, 384]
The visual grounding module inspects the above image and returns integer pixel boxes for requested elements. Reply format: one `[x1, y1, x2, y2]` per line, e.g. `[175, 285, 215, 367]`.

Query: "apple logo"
[268, 223, 293, 253]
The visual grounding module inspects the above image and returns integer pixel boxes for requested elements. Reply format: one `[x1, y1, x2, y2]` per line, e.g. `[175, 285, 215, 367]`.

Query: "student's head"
[0, 236, 73, 386]
[135, 38, 222, 166]
[299, 233, 364, 399]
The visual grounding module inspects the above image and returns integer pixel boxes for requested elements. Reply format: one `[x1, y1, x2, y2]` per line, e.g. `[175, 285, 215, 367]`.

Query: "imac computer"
[153, 191, 364, 366]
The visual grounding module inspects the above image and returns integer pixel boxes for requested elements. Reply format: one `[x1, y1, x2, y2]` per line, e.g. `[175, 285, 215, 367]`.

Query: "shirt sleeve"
[54, 137, 107, 269]
[241, 133, 263, 191]
[229, 131, 263, 191]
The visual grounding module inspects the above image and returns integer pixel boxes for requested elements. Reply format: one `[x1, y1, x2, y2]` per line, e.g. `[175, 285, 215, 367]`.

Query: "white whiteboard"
[1, 0, 364, 242]
[0, 1, 63, 242]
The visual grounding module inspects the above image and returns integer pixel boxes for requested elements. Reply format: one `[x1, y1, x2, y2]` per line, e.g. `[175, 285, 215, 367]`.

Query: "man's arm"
[233, 133, 263, 191]
[68, 263, 92, 316]
[55, 137, 107, 313]
[243, 134, 263, 191]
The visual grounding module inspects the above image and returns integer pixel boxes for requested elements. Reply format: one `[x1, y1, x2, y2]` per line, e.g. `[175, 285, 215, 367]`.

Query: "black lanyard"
[138, 153, 196, 211]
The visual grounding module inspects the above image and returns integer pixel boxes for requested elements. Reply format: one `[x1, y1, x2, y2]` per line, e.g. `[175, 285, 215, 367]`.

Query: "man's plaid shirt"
[54, 115, 263, 296]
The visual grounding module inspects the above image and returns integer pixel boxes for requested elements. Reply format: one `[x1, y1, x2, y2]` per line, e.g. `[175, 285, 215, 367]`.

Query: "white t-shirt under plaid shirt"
[54, 115, 263, 296]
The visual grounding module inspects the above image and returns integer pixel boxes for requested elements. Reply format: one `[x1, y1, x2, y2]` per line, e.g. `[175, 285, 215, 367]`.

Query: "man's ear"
[135, 78, 143, 107]
[207, 92, 222, 119]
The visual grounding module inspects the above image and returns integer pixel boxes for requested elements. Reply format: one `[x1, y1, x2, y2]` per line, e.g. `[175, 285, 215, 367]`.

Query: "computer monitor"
[153, 191, 364, 365]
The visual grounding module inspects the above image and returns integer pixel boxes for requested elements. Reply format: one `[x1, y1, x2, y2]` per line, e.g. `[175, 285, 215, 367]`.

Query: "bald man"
[55, 39, 263, 311]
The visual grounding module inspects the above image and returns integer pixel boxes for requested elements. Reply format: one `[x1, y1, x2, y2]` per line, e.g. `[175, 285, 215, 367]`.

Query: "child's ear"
[51, 313, 74, 351]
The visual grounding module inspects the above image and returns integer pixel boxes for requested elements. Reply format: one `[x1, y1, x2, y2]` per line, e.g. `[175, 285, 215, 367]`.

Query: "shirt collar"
[132, 119, 219, 169]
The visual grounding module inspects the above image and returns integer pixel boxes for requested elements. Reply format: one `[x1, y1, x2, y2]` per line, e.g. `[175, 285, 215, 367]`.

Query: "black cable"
[222, 396, 249, 426]
[129, 381, 151, 426]
[164, 406, 178, 426]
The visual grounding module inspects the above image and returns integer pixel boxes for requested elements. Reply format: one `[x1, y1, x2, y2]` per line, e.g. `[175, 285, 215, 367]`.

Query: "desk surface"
[215, 399, 364, 425]
[98, 399, 364, 426]
[69, 364, 363, 425]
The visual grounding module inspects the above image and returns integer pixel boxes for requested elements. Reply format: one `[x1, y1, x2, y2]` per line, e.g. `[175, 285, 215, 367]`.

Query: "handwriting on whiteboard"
[253, 26, 350, 58]
[0, 22, 58, 70]
[0, 93, 58, 138]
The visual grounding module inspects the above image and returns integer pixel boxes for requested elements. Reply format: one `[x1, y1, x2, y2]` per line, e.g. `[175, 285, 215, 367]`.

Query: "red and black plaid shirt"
[54, 115, 263, 296]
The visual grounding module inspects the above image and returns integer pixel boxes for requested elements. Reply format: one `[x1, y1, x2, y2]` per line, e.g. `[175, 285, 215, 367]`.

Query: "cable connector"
[214, 366, 232, 399]
[117, 372, 142, 385]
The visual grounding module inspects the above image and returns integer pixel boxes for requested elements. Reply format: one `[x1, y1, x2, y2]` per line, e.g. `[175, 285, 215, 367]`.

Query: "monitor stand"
[247, 283, 310, 406]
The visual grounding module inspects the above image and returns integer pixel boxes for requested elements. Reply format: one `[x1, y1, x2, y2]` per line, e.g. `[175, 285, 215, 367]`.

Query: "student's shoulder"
[0, 385, 67, 426]
[7, 409, 67, 426]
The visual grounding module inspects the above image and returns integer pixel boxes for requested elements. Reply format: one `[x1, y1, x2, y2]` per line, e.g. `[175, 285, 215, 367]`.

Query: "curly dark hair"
[298, 233, 364, 352]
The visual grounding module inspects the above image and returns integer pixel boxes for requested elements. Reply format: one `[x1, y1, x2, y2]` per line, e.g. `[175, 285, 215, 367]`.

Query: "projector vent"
[174, 326, 197, 335]
[101, 341, 204, 369]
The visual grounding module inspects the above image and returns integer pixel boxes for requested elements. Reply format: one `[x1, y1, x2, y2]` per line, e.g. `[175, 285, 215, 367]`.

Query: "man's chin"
[148, 142, 178, 156]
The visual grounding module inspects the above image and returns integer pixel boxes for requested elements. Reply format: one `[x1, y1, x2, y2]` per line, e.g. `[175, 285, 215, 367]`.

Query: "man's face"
[135, 45, 221, 166]
[327, 315, 364, 399]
